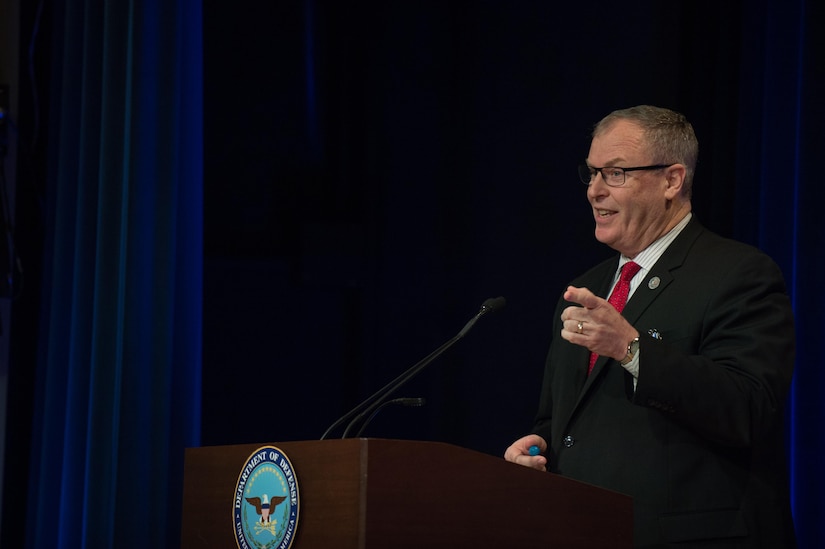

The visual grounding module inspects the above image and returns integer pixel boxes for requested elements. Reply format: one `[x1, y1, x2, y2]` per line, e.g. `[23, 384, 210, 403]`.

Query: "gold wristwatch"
[620, 337, 640, 366]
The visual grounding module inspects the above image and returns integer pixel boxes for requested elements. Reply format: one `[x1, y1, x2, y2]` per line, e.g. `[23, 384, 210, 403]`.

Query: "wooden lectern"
[181, 438, 632, 548]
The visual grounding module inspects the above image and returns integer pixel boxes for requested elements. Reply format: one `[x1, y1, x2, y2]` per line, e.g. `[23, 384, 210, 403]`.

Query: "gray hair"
[594, 105, 698, 197]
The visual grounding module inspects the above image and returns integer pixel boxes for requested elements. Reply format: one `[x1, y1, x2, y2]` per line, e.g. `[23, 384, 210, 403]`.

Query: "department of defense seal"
[233, 446, 300, 549]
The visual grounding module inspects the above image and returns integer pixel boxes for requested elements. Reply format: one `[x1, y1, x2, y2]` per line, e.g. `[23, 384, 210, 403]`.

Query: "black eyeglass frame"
[578, 163, 675, 187]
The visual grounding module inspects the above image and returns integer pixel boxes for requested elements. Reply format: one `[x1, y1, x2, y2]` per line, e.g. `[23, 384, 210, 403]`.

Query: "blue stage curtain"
[24, 0, 203, 547]
[734, 0, 824, 544]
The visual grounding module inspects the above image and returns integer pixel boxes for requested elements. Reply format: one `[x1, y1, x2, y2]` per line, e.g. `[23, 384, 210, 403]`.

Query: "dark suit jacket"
[533, 218, 796, 548]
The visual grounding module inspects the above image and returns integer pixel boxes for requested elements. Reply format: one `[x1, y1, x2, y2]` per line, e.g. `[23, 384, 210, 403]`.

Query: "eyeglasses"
[578, 163, 674, 187]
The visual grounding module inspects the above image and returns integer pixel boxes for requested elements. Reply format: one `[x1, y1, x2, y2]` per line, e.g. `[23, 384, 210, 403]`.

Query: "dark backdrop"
[200, 0, 823, 544]
[201, 1, 747, 453]
[3, 0, 823, 547]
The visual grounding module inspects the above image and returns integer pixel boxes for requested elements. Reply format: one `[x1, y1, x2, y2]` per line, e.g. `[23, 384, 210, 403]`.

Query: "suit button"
[563, 435, 575, 448]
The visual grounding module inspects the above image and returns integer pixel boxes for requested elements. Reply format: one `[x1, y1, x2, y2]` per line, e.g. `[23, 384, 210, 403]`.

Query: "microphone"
[349, 397, 426, 438]
[320, 296, 505, 440]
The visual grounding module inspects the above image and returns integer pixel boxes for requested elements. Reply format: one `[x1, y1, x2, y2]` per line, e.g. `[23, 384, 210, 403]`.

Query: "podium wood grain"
[181, 438, 632, 548]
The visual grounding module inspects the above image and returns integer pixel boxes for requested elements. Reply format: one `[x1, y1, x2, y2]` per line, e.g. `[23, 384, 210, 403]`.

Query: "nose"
[587, 171, 609, 199]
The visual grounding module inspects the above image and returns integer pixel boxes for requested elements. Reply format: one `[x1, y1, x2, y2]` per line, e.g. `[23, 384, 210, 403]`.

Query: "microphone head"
[480, 296, 506, 314]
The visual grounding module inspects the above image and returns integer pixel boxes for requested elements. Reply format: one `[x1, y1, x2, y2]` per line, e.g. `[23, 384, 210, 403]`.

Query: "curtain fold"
[17, 0, 824, 546]
[785, 0, 825, 543]
[25, 0, 202, 547]
[733, 0, 824, 544]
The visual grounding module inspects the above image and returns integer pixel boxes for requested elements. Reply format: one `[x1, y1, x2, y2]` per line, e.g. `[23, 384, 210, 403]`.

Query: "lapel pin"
[648, 276, 661, 290]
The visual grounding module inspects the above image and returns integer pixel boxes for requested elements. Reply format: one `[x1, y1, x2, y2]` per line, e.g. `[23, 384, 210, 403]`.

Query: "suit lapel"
[558, 260, 618, 425]
[569, 218, 705, 413]
[624, 217, 703, 323]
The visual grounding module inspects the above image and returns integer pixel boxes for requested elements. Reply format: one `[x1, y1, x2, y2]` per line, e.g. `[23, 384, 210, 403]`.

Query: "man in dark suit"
[505, 105, 796, 548]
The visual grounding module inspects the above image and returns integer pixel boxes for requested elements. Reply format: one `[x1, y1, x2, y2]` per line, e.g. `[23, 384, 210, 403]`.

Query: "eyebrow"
[587, 157, 628, 167]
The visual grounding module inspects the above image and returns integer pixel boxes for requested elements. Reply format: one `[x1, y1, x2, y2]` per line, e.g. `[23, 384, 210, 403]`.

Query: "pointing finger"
[564, 286, 601, 309]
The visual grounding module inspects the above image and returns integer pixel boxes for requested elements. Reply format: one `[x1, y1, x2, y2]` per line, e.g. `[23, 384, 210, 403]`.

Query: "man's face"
[585, 119, 680, 258]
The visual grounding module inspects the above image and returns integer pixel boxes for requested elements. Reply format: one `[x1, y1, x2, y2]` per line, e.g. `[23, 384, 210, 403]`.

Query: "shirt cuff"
[621, 351, 640, 390]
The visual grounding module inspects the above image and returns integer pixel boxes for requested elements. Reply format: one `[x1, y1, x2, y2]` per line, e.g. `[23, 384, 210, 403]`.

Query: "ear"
[663, 164, 687, 199]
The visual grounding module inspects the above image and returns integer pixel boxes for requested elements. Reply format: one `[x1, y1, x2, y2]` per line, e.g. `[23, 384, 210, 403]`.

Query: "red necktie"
[588, 261, 642, 375]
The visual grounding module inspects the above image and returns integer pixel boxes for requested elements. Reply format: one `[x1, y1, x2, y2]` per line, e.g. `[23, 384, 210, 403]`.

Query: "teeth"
[597, 210, 613, 217]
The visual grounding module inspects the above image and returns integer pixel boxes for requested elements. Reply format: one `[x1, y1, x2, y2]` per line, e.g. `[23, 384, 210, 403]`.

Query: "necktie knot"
[608, 261, 641, 313]
[619, 261, 642, 284]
